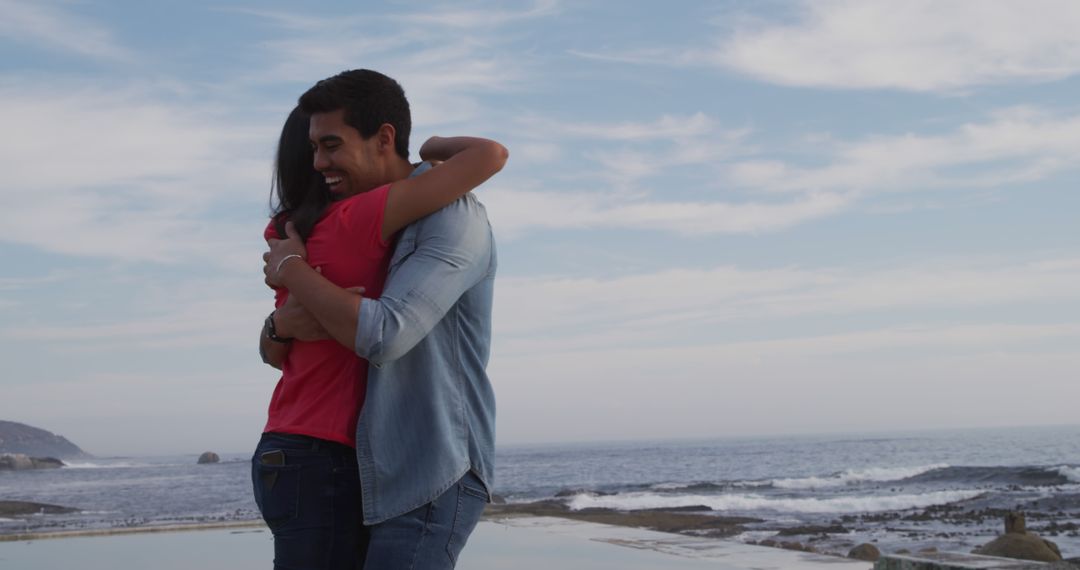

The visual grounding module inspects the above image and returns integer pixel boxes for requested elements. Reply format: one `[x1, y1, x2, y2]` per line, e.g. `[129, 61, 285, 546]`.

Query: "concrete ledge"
[875, 552, 1049, 570]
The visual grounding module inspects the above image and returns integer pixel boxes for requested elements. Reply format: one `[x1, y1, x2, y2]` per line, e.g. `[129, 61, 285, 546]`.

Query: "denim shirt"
[353, 172, 497, 524]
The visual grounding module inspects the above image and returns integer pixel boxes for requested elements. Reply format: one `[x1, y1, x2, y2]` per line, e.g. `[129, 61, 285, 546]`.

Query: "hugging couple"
[255, 68, 506, 569]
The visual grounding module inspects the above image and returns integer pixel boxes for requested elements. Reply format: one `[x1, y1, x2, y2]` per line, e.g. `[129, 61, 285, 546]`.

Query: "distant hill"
[0, 420, 90, 458]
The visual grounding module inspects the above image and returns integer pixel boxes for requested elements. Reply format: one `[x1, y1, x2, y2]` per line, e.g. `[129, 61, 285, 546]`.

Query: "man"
[262, 69, 498, 569]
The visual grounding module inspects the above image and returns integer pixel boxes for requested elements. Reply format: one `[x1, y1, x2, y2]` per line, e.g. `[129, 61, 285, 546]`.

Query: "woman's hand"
[264, 221, 308, 288]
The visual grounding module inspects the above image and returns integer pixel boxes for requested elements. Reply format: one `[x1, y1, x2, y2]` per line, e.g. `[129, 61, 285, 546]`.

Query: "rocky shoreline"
[485, 501, 761, 539]
[485, 497, 1080, 564]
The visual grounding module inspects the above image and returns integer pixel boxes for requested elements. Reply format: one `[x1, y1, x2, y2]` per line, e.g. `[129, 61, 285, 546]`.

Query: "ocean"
[2, 425, 1078, 556]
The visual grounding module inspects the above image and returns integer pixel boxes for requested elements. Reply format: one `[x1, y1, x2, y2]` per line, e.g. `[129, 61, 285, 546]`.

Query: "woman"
[253, 105, 507, 569]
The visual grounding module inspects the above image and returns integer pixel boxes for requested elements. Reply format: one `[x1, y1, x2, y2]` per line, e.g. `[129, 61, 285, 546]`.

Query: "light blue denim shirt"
[353, 172, 496, 524]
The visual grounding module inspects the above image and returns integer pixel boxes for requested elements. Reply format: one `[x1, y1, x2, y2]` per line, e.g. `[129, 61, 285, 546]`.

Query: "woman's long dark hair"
[270, 106, 329, 240]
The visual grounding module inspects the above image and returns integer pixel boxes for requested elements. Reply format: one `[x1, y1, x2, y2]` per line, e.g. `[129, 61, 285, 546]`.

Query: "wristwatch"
[264, 311, 293, 343]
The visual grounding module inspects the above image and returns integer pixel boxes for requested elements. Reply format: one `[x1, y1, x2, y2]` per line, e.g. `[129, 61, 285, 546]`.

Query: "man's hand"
[274, 294, 329, 342]
[274, 284, 367, 343]
[264, 221, 308, 288]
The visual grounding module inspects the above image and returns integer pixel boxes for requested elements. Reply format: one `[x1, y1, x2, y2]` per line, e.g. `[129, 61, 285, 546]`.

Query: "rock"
[197, 451, 220, 464]
[1006, 511, 1027, 534]
[778, 524, 848, 536]
[637, 505, 713, 513]
[0, 451, 66, 470]
[779, 541, 816, 553]
[30, 457, 64, 469]
[0, 453, 63, 470]
[848, 543, 881, 561]
[974, 532, 1063, 562]
[0, 500, 80, 516]
[0, 420, 89, 458]
[1045, 539, 1063, 559]
[0, 453, 34, 470]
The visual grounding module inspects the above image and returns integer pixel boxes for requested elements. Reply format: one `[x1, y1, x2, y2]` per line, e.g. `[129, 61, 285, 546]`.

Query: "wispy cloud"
[6, 298, 266, 349]
[245, 3, 555, 128]
[726, 106, 1080, 195]
[491, 319, 1080, 443]
[0, 271, 270, 349]
[0, 271, 72, 291]
[493, 256, 1080, 351]
[0, 0, 133, 62]
[230, 0, 559, 33]
[574, 0, 1080, 93]
[0, 82, 274, 264]
[528, 112, 751, 191]
[387, 0, 560, 29]
[484, 187, 849, 237]
[483, 111, 835, 236]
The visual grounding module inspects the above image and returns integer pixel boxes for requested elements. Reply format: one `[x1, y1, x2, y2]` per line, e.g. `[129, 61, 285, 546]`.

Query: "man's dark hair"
[299, 69, 411, 159]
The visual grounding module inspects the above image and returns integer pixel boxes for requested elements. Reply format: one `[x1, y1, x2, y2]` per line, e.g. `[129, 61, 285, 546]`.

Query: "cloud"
[0, 270, 72, 291]
[726, 107, 1080, 195]
[0, 82, 275, 264]
[491, 323, 1080, 443]
[574, 0, 1080, 93]
[492, 256, 1080, 352]
[7, 297, 266, 349]
[0, 365, 273, 456]
[231, 0, 559, 33]
[0, 0, 133, 62]
[476, 110, 846, 236]
[484, 187, 849, 237]
[714, 0, 1080, 91]
[387, 0, 561, 29]
[244, 3, 554, 129]
[0, 270, 272, 350]
[510, 112, 754, 189]
[517, 112, 721, 142]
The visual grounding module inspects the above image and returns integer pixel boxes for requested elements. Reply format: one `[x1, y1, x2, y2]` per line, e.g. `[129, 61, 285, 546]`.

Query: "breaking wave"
[1056, 466, 1080, 483]
[566, 489, 984, 514]
[770, 464, 949, 489]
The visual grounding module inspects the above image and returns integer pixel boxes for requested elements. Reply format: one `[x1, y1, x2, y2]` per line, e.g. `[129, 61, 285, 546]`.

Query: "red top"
[262, 184, 393, 447]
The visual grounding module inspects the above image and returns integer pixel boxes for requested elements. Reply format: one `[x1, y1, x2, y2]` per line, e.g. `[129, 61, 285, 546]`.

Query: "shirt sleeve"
[354, 195, 492, 365]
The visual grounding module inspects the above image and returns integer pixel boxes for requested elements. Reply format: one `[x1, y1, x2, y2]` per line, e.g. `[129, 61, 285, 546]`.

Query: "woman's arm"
[259, 313, 289, 370]
[380, 136, 507, 241]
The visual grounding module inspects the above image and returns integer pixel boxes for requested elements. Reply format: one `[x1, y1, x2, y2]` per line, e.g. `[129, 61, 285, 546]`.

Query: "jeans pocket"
[445, 475, 488, 565]
[253, 462, 302, 530]
[460, 479, 489, 501]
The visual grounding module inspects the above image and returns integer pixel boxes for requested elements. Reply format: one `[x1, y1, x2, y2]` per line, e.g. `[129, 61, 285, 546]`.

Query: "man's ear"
[377, 123, 396, 154]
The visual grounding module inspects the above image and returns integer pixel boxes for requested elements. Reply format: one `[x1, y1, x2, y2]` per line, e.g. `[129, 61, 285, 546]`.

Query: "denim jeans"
[362, 471, 488, 570]
[251, 432, 366, 570]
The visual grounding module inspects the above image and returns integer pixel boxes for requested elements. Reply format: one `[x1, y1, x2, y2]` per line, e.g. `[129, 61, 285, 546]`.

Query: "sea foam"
[63, 461, 152, 469]
[565, 489, 983, 514]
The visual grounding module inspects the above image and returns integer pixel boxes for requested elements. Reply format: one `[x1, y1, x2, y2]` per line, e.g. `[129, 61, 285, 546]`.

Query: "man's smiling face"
[309, 109, 388, 198]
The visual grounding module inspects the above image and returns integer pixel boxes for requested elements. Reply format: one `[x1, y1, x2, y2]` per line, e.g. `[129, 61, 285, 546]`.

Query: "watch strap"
[264, 311, 292, 343]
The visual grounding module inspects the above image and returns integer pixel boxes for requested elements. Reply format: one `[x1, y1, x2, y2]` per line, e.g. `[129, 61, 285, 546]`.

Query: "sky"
[1, 0, 1078, 457]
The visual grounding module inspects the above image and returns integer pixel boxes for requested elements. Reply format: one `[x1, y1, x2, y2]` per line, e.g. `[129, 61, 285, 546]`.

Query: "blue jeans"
[363, 471, 488, 570]
[251, 432, 366, 570]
